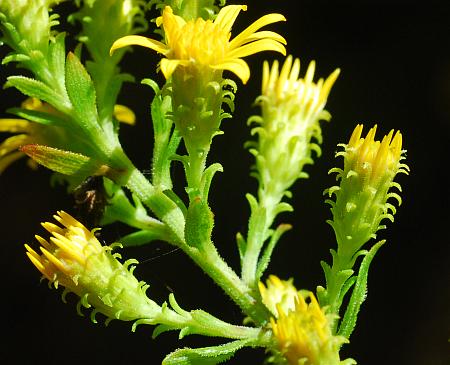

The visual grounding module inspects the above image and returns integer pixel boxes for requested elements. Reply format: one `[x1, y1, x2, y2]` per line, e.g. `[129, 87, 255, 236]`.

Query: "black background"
[0, 1, 449, 364]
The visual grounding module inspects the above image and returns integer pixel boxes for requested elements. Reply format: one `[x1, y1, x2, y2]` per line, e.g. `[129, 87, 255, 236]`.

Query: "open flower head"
[270, 291, 353, 365]
[326, 125, 409, 253]
[25, 211, 159, 322]
[110, 5, 287, 83]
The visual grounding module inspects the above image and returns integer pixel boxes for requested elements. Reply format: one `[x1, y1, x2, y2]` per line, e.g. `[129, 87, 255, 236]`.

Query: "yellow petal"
[214, 5, 247, 34]
[160, 58, 187, 79]
[0, 119, 31, 133]
[236, 30, 287, 46]
[159, 6, 186, 46]
[113, 104, 135, 125]
[227, 39, 286, 59]
[229, 13, 286, 49]
[110, 35, 169, 56]
[0, 134, 31, 157]
[0, 151, 24, 174]
[212, 59, 250, 84]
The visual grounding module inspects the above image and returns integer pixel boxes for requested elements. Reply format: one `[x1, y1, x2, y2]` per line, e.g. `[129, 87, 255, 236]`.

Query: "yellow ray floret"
[346, 124, 407, 185]
[25, 211, 104, 282]
[110, 5, 287, 83]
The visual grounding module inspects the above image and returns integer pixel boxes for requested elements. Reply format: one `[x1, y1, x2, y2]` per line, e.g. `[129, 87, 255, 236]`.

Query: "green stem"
[241, 191, 280, 288]
[121, 156, 271, 324]
[156, 304, 265, 340]
[184, 242, 272, 325]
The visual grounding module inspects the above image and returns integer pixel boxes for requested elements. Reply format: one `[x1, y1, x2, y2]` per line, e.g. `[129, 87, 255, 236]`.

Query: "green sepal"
[162, 339, 254, 365]
[20, 144, 100, 176]
[256, 223, 292, 280]
[185, 198, 213, 248]
[338, 240, 385, 339]
[6, 107, 67, 126]
[65, 52, 99, 130]
[5, 76, 69, 112]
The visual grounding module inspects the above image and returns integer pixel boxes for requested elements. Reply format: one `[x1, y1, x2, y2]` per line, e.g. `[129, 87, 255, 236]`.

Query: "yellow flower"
[345, 124, 406, 187]
[326, 124, 409, 255]
[261, 55, 340, 122]
[110, 5, 287, 83]
[259, 275, 299, 318]
[270, 291, 351, 365]
[248, 56, 339, 220]
[25, 211, 159, 321]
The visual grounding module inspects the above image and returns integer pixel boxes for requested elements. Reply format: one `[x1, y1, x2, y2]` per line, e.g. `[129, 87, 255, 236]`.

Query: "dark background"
[1, 1, 449, 364]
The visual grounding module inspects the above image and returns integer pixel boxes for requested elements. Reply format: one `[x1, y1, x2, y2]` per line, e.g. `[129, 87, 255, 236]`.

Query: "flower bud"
[326, 125, 409, 256]
[25, 211, 159, 322]
[269, 286, 353, 365]
[0, 0, 60, 54]
[249, 56, 339, 214]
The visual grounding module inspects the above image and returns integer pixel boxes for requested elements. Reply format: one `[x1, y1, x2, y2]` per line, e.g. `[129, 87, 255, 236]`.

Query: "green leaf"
[338, 240, 385, 339]
[5, 76, 69, 111]
[6, 107, 67, 126]
[185, 198, 213, 249]
[116, 230, 164, 247]
[48, 33, 67, 94]
[162, 339, 253, 365]
[20, 144, 99, 176]
[256, 223, 292, 280]
[200, 163, 223, 201]
[65, 52, 99, 129]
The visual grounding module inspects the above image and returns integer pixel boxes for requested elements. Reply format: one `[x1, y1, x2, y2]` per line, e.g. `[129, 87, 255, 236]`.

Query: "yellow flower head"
[259, 275, 299, 318]
[270, 291, 350, 365]
[345, 124, 407, 187]
[110, 5, 287, 83]
[261, 55, 340, 126]
[25, 211, 158, 321]
[326, 125, 409, 254]
[248, 56, 339, 212]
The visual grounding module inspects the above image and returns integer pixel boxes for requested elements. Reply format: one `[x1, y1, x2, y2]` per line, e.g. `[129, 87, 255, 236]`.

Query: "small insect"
[73, 176, 110, 227]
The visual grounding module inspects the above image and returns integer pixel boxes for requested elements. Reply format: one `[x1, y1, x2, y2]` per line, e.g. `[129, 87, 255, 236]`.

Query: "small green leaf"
[185, 198, 213, 249]
[5, 76, 69, 111]
[162, 339, 253, 365]
[7, 107, 67, 126]
[256, 223, 292, 280]
[20, 144, 99, 176]
[338, 240, 385, 339]
[48, 33, 67, 93]
[113, 230, 163, 247]
[200, 163, 223, 201]
[65, 52, 99, 129]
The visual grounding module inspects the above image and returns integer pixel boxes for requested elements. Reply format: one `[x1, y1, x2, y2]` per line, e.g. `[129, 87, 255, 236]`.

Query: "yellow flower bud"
[326, 125, 409, 256]
[25, 211, 159, 322]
